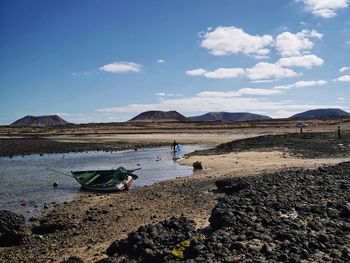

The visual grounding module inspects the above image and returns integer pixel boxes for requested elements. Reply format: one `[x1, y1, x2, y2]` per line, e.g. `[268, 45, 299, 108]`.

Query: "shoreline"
[2, 129, 350, 262]
[2, 148, 350, 262]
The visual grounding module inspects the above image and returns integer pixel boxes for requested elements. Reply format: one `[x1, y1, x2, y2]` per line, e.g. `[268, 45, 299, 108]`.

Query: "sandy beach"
[1, 120, 350, 262]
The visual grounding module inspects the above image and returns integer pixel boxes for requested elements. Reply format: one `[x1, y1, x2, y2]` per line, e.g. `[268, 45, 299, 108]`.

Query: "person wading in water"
[172, 140, 179, 152]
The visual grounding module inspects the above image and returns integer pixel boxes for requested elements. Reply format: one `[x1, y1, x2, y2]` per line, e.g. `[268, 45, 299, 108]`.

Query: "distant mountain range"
[189, 112, 272, 121]
[9, 108, 350, 126]
[128, 111, 188, 122]
[129, 109, 350, 122]
[290, 108, 350, 119]
[11, 115, 70, 126]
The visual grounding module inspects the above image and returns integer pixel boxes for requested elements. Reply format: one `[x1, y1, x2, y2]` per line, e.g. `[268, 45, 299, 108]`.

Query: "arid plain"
[1, 118, 350, 262]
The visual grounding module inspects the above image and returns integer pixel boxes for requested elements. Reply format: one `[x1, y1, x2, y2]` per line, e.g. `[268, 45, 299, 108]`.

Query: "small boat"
[71, 167, 139, 192]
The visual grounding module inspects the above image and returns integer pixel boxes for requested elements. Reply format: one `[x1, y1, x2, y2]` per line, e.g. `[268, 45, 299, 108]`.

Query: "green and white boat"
[71, 167, 139, 192]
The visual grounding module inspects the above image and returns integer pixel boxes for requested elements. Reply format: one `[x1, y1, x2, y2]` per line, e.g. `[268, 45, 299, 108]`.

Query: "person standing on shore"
[338, 126, 342, 139]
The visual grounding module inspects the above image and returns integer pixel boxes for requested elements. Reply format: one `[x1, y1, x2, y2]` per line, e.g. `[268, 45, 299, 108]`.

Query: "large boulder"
[0, 210, 26, 246]
[61, 256, 84, 263]
[32, 216, 69, 234]
[106, 216, 196, 262]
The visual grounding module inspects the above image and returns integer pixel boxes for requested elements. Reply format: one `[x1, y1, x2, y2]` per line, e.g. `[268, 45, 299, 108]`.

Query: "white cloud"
[155, 92, 176, 97]
[298, 0, 349, 18]
[187, 63, 300, 81]
[200, 26, 273, 57]
[186, 68, 207, 76]
[99, 62, 142, 73]
[275, 30, 322, 57]
[246, 62, 300, 80]
[337, 75, 350, 81]
[274, 80, 327, 90]
[237, 88, 282, 96]
[197, 88, 281, 98]
[71, 71, 94, 76]
[251, 79, 277, 83]
[197, 91, 241, 98]
[186, 67, 245, 79]
[340, 66, 350, 72]
[203, 68, 245, 79]
[157, 59, 165, 63]
[277, 54, 324, 68]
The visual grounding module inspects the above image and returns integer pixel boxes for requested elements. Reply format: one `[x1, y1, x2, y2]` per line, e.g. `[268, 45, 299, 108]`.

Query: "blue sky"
[1, 0, 350, 124]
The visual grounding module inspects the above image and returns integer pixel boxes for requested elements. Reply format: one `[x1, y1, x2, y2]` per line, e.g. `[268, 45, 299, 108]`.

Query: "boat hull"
[71, 167, 137, 192]
[79, 176, 134, 192]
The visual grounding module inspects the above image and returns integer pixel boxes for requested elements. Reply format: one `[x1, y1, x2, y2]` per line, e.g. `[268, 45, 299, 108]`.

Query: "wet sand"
[1, 121, 350, 262]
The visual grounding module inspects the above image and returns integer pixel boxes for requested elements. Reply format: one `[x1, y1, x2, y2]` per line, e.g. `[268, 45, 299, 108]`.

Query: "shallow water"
[0, 145, 206, 219]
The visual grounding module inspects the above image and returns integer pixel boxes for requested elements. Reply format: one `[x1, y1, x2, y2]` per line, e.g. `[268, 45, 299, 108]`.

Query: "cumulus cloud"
[298, 0, 349, 18]
[187, 63, 301, 81]
[99, 62, 142, 73]
[340, 66, 350, 72]
[197, 88, 282, 98]
[275, 30, 322, 57]
[246, 62, 300, 81]
[154, 92, 176, 97]
[237, 88, 282, 96]
[186, 68, 245, 79]
[197, 91, 241, 98]
[337, 75, 350, 81]
[277, 54, 324, 68]
[157, 59, 165, 63]
[200, 26, 273, 58]
[203, 68, 245, 79]
[186, 68, 207, 76]
[274, 80, 327, 90]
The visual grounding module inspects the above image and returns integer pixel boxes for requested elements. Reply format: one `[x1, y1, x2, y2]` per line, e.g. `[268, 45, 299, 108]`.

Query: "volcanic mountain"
[189, 112, 272, 121]
[11, 115, 71, 126]
[290, 108, 350, 119]
[128, 111, 188, 122]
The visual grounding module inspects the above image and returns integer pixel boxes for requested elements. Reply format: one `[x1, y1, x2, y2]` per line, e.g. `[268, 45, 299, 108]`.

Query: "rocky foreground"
[77, 161, 350, 263]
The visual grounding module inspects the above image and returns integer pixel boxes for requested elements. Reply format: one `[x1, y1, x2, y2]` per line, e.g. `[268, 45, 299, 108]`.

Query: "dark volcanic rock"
[199, 131, 350, 159]
[32, 216, 70, 234]
[192, 161, 203, 170]
[0, 210, 26, 246]
[198, 162, 350, 262]
[105, 217, 196, 262]
[62, 256, 84, 263]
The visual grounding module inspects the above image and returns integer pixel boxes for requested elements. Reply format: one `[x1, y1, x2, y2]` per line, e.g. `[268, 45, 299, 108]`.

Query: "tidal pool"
[0, 145, 206, 219]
